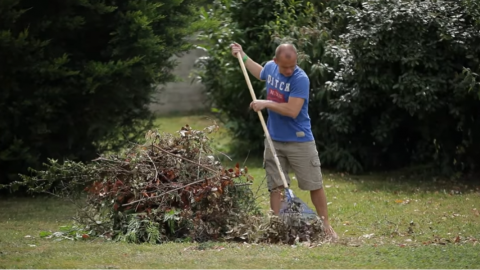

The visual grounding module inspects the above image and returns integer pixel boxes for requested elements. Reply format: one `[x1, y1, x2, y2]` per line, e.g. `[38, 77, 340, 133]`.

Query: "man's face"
[274, 54, 297, 77]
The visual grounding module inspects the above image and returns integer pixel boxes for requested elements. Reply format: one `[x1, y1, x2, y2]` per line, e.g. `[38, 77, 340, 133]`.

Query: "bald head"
[273, 43, 297, 77]
[275, 44, 298, 61]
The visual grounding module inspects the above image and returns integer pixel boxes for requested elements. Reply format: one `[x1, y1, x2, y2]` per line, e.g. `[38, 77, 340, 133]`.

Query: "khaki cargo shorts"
[263, 139, 323, 192]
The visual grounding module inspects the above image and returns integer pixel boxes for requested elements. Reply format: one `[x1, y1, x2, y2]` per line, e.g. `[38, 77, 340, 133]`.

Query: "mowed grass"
[1, 114, 480, 269]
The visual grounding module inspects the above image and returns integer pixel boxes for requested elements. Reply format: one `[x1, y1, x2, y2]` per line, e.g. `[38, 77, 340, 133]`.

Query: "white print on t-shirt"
[267, 75, 290, 92]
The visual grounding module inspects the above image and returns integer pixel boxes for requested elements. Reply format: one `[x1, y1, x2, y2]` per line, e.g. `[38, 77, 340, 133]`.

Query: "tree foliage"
[0, 0, 202, 185]
[195, 0, 480, 176]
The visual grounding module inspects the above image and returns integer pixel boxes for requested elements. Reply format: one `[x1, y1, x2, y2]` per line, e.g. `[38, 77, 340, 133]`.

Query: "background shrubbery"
[0, 0, 203, 186]
[195, 0, 480, 177]
[2, 0, 480, 190]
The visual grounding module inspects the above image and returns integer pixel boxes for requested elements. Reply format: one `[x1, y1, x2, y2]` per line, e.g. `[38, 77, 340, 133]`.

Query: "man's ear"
[273, 56, 277, 64]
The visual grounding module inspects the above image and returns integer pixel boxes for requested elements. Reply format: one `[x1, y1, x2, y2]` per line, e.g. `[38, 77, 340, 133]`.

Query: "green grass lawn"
[1, 114, 480, 268]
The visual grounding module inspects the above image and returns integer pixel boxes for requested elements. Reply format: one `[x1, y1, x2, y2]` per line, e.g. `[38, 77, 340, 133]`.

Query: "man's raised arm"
[230, 42, 264, 81]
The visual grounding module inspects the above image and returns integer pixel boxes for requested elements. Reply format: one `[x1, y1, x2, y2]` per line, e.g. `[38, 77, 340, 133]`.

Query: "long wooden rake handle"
[236, 53, 289, 189]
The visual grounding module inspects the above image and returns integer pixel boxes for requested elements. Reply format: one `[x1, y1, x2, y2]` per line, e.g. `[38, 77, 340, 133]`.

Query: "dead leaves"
[362, 233, 375, 239]
[422, 235, 478, 246]
[183, 243, 226, 252]
[223, 211, 328, 245]
[52, 124, 263, 244]
[394, 199, 414, 205]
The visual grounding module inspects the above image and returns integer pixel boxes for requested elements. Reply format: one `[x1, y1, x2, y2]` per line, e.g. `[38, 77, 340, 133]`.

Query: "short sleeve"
[288, 74, 309, 99]
[260, 60, 273, 81]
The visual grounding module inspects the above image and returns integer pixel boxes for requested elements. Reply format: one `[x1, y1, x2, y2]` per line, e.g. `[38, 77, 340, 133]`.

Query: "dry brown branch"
[153, 144, 218, 174]
[122, 175, 217, 207]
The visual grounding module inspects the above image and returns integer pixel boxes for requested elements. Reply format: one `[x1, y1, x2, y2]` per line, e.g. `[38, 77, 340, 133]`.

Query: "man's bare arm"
[231, 43, 264, 81]
[239, 52, 264, 81]
[254, 97, 304, 119]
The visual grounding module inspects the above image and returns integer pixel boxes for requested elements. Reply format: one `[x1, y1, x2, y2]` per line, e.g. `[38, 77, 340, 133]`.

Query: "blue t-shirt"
[259, 60, 314, 142]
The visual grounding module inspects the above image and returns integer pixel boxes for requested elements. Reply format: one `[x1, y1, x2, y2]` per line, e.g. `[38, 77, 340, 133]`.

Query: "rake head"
[279, 188, 318, 225]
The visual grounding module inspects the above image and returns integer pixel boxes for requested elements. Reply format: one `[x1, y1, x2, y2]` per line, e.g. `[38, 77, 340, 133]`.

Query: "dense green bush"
[196, 0, 480, 176]
[312, 0, 480, 174]
[0, 0, 203, 186]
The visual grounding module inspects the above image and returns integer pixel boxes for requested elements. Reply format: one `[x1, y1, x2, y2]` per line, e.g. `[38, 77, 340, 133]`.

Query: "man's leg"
[269, 187, 283, 214]
[310, 188, 337, 239]
[263, 139, 290, 214]
[285, 141, 338, 240]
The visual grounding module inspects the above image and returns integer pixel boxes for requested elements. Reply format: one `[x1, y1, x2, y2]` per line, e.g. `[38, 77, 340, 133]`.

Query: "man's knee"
[269, 185, 285, 194]
[310, 187, 324, 195]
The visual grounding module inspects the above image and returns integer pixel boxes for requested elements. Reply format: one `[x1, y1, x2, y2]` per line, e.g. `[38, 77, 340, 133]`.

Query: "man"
[230, 42, 338, 240]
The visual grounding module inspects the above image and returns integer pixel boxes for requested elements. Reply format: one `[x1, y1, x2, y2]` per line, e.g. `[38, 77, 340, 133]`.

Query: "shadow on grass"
[221, 149, 480, 196]
[0, 195, 77, 221]
[330, 168, 480, 196]
[214, 149, 480, 198]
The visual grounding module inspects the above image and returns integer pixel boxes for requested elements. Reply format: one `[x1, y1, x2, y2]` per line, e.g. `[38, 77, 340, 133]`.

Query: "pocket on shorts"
[311, 157, 321, 167]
